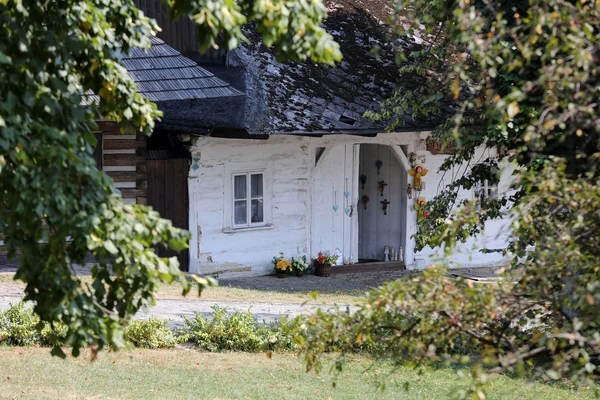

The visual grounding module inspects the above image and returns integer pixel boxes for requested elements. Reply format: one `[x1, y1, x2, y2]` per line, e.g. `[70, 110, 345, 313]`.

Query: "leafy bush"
[181, 306, 272, 352]
[0, 303, 67, 346]
[0, 303, 40, 346]
[125, 318, 186, 349]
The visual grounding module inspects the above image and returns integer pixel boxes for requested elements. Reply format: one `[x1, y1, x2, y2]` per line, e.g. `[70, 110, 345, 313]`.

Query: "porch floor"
[330, 261, 406, 275]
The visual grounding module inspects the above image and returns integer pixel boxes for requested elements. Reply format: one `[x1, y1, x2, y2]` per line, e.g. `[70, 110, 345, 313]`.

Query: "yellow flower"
[276, 260, 291, 271]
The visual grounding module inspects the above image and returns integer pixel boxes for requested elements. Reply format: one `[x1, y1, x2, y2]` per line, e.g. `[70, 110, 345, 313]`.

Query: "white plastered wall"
[187, 131, 514, 276]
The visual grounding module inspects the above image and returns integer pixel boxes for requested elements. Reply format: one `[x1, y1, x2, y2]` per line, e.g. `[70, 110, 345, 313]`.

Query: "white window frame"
[474, 179, 499, 202]
[232, 172, 265, 228]
[223, 164, 273, 232]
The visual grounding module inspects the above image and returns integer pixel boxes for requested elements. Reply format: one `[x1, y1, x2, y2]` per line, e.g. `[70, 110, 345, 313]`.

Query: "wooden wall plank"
[155, 160, 166, 220]
[96, 121, 120, 133]
[109, 173, 147, 182]
[342, 144, 353, 261]
[93, 133, 103, 169]
[120, 188, 147, 198]
[164, 159, 175, 223]
[173, 159, 187, 229]
[103, 153, 144, 165]
[98, 120, 147, 205]
[147, 157, 190, 271]
[103, 140, 138, 150]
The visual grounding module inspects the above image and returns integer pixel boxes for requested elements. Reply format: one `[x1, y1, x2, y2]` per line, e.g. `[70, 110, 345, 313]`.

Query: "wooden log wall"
[0, 123, 146, 259]
[96, 121, 148, 205]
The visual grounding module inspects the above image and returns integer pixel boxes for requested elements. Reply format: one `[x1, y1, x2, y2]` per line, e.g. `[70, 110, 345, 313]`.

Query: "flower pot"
[314, 263, 332, 277]
[276, 272, 287, 279]
[295, 271, 304, 278]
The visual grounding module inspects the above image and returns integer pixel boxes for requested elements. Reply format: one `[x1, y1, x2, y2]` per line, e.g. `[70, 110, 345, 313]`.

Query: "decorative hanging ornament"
[344, 178, 350, 199]
[408, 164, 428, 191]
[414, 197, 428, 221]
[381, 199, 391, 215]
[333, 191, 339, 212]
[361, 195, 370, 210]
[407, 183, 413, 199]
[408, 152, 417, 166]
[360, 175, 367, 190]
[375, 160, 383, 174]
[344, 207, 351, 216]
[378, 180, 388, 196]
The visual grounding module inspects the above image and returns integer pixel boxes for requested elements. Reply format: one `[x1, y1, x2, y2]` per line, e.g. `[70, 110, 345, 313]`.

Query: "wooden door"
[147, 158, 190, 271]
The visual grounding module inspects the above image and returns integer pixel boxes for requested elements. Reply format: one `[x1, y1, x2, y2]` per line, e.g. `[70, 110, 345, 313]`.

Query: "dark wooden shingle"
[123, 37, 243, 102]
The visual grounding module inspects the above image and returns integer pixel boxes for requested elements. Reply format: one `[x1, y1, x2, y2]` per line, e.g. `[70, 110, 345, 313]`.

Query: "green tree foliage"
[375, 0, 599, 249]
[301, 0, 600, 397]
[0, 0, 340, 357]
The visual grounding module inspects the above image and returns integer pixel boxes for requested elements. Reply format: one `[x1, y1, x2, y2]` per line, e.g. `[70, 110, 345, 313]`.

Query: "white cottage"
[187, 135, 513, 277]
[180, 3, 514, 277]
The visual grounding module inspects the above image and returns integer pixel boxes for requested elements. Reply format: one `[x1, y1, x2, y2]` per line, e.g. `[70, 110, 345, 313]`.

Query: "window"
[233, 172, 264, 227]
[223, 164, 272, 233]
[474, 180, 498, 203]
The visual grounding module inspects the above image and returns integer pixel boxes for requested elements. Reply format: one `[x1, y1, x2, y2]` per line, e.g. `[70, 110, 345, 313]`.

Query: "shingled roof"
[83, 37, 245, 132]
[231, 0, 450, 135]
[124, 36, 242, 102]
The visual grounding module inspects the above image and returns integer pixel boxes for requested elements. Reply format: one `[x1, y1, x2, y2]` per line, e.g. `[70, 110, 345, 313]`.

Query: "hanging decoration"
[414, 197, 428, 221]
[361, 195, 370, 210]
[407, 183, 413, 199]
[378, 180, 388, 196]
[360, 174, 367, 190]
[381, 199, 390, 215]
[332, 191, 339, 212]
[408, 152, 417, 165]
[344, 178, 354, 217]
[343, 178, 350, 199]
[408, 164, 428, 191]
[375, 160, 383, 174]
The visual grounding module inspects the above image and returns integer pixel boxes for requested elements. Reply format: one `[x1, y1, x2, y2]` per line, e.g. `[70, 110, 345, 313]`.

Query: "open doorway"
[357, 144, 407, 264]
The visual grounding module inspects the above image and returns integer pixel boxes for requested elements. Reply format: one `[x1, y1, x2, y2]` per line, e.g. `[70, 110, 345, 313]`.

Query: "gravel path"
[0, 282, 353, 325]
[218, 269, 418, 292]
[0, 267, 415, 324]
[0, 265, 499, 324]
[136, 298, 348, 325]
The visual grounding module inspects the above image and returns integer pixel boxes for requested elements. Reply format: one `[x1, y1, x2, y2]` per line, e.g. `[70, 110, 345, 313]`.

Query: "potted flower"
[272, 252, 292, 278]
[312, 251, 339, 277]
[291, 255, 309, 277]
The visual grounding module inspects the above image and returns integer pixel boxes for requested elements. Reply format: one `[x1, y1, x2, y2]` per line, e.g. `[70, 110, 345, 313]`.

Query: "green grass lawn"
[0, 348, 593, 400]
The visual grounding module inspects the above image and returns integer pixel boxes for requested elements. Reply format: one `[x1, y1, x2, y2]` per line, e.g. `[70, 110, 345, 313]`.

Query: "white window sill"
[222, 224, 274, 234]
